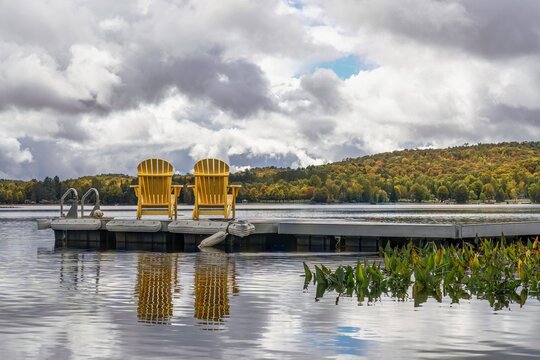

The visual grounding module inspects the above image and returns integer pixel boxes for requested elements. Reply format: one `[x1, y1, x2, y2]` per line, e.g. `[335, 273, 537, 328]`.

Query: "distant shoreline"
[1, 202, 539, 208]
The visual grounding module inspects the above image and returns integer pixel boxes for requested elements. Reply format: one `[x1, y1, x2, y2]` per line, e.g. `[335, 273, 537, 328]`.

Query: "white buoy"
[36, 218, 52, 230]
[198, 230, 228, 248]
[198, 246, 226, 254]
[228, 220, 255, 237]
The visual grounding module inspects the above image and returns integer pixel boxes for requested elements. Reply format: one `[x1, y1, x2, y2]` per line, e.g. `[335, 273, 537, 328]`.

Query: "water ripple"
[1, 213, 539, 358]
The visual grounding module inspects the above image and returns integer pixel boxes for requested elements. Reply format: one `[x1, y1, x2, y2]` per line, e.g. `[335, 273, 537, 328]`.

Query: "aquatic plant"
[303, 237, 540, 310]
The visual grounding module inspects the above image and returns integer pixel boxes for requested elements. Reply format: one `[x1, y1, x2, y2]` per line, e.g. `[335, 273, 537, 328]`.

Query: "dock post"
[345, 237, 360, 251]
[296, 235, 310, 252]
[116, 232, 126, 250]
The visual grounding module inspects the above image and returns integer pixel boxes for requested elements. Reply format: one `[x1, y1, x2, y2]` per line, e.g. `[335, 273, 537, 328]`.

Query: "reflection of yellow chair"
[194, 252, 233, 328]
[135, 254, 177, 324]
[189, 158, 241, 220]
[130, 158, 181, 219]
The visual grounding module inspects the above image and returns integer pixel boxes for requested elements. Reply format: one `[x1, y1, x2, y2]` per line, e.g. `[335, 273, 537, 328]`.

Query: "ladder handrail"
[81, 188, 100, 218]
[60, 188, 78, 217]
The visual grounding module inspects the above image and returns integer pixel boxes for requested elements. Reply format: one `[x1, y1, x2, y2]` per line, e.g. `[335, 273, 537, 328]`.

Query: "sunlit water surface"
[1, 205, 540, 359]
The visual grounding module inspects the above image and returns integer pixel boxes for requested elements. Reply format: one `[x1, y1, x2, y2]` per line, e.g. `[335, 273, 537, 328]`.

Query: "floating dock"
[36, 188, 540, 251]
[39, 217, 540, 252]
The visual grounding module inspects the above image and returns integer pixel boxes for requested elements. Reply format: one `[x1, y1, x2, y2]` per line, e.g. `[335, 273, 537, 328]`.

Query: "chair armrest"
[171, 185, 182, 197]
[228, 184, 241, 198]
[130, 185, 140, 197]
[187, 184, 195, 188]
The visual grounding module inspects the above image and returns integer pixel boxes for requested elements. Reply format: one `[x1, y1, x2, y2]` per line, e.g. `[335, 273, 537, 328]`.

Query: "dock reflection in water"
[135, 254, 179, 325]
[194, 249, 238, 330]
[59, 252, 102, 293]
[1, 215, 540, 358]
[132, 251, 238, 329]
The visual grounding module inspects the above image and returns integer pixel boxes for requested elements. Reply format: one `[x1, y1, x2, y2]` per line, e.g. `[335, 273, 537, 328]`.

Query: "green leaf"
[303, 262, 313, 285]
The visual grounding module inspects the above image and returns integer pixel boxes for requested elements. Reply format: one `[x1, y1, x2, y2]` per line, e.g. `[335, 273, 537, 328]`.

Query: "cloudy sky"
[1, 0, 540, 179]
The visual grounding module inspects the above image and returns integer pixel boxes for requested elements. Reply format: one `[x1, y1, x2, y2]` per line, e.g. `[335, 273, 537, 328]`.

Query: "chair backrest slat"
[194, 158, 229, 205]
[137, 158, 173, 205]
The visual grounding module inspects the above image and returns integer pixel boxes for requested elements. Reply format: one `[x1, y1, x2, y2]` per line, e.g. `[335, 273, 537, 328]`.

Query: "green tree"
[312, 187, 329, 203]
[436, 185, 449, 202]
[470, 180, 483, 199]
[410, 183, 429, 202]
[453, 182, 469, 204]
[495, 187, 506, 202]
[389, 185, 399, 202]
[528, 183, 540, 203]
[377, 189, 389, 202]
[482, 183, 495, 201]
[309, 175, 322, 187]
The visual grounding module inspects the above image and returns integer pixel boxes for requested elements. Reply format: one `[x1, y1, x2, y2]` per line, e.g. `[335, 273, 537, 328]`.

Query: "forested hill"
[1, 142, 540, 205]
[231, 142, 540, 203]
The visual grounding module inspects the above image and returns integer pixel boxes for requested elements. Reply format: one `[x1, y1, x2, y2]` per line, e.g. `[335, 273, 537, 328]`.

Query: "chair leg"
[231, 189, 237, 219]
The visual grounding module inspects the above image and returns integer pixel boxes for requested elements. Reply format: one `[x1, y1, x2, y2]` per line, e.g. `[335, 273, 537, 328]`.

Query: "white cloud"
[488, 58, 540, 110]
[99, 17, 129, 33]
[0, 137, 33, 164]
[0, 0, 539, 179]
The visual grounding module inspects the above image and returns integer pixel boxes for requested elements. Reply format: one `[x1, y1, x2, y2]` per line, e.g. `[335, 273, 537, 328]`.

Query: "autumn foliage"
[232, 142, 540, 203]
[1, 142, 539, 204]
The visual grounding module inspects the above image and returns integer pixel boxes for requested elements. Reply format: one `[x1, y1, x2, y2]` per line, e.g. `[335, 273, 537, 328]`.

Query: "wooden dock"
[39, 217, 540, 252]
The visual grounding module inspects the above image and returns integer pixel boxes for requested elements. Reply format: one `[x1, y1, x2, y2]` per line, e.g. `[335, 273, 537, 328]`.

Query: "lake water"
[1, 205, 540, 359]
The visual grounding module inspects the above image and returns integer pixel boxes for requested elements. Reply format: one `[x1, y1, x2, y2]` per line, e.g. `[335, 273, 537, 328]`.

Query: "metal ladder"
[81, 188, 101, 218]
[59, 188, 101, 218]
[60, 188, 78, 218]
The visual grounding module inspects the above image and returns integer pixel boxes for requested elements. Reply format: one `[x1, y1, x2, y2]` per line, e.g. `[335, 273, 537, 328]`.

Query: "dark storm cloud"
[482, 105, 540, 141]
[15, 138, 75, 179]
[322, 0, 540, 59]
[0, 0, 283, 118]
[297, 117, 337, 141]
[407, 122, 478, 143]
[458, 0, 540, 58]
[0, 85, 109, 119]
[229, 153, 305, 169]
[327, 139, 367, 161]
[0, 48, 274, 118]
[0, 155, 23, 180]
[116, 49, 274, 117]
[423, 1, 540, 58]
[300, 69, 345, 113]
[164, 149, 196, 174]
[0, 84, 85, 114]
[54, 119, 92, 143]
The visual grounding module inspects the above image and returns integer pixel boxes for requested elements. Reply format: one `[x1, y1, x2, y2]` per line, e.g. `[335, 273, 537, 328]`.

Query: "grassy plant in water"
[303, 237, 540, 310]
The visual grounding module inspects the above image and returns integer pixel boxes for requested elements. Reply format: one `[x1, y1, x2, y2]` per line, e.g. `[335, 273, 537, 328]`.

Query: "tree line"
[232, 142, 540, 204]
[0, 174, 137, 205]
[1, 142, 540, 205]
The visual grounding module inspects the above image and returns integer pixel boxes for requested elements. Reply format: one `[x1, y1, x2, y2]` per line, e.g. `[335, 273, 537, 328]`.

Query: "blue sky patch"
[337, 326, 360, 334]
[334, 335, 368, 356]
[287, 0, 303, 10]
[311, 54, 373, 79]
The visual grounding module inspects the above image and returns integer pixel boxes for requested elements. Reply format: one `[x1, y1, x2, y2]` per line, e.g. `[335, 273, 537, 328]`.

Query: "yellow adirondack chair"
[189, 158, 241, 220]
[131, 158, 181, 219]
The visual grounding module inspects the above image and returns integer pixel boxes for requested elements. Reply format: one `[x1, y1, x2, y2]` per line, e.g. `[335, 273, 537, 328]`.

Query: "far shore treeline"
[1, 142, 540, 205]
